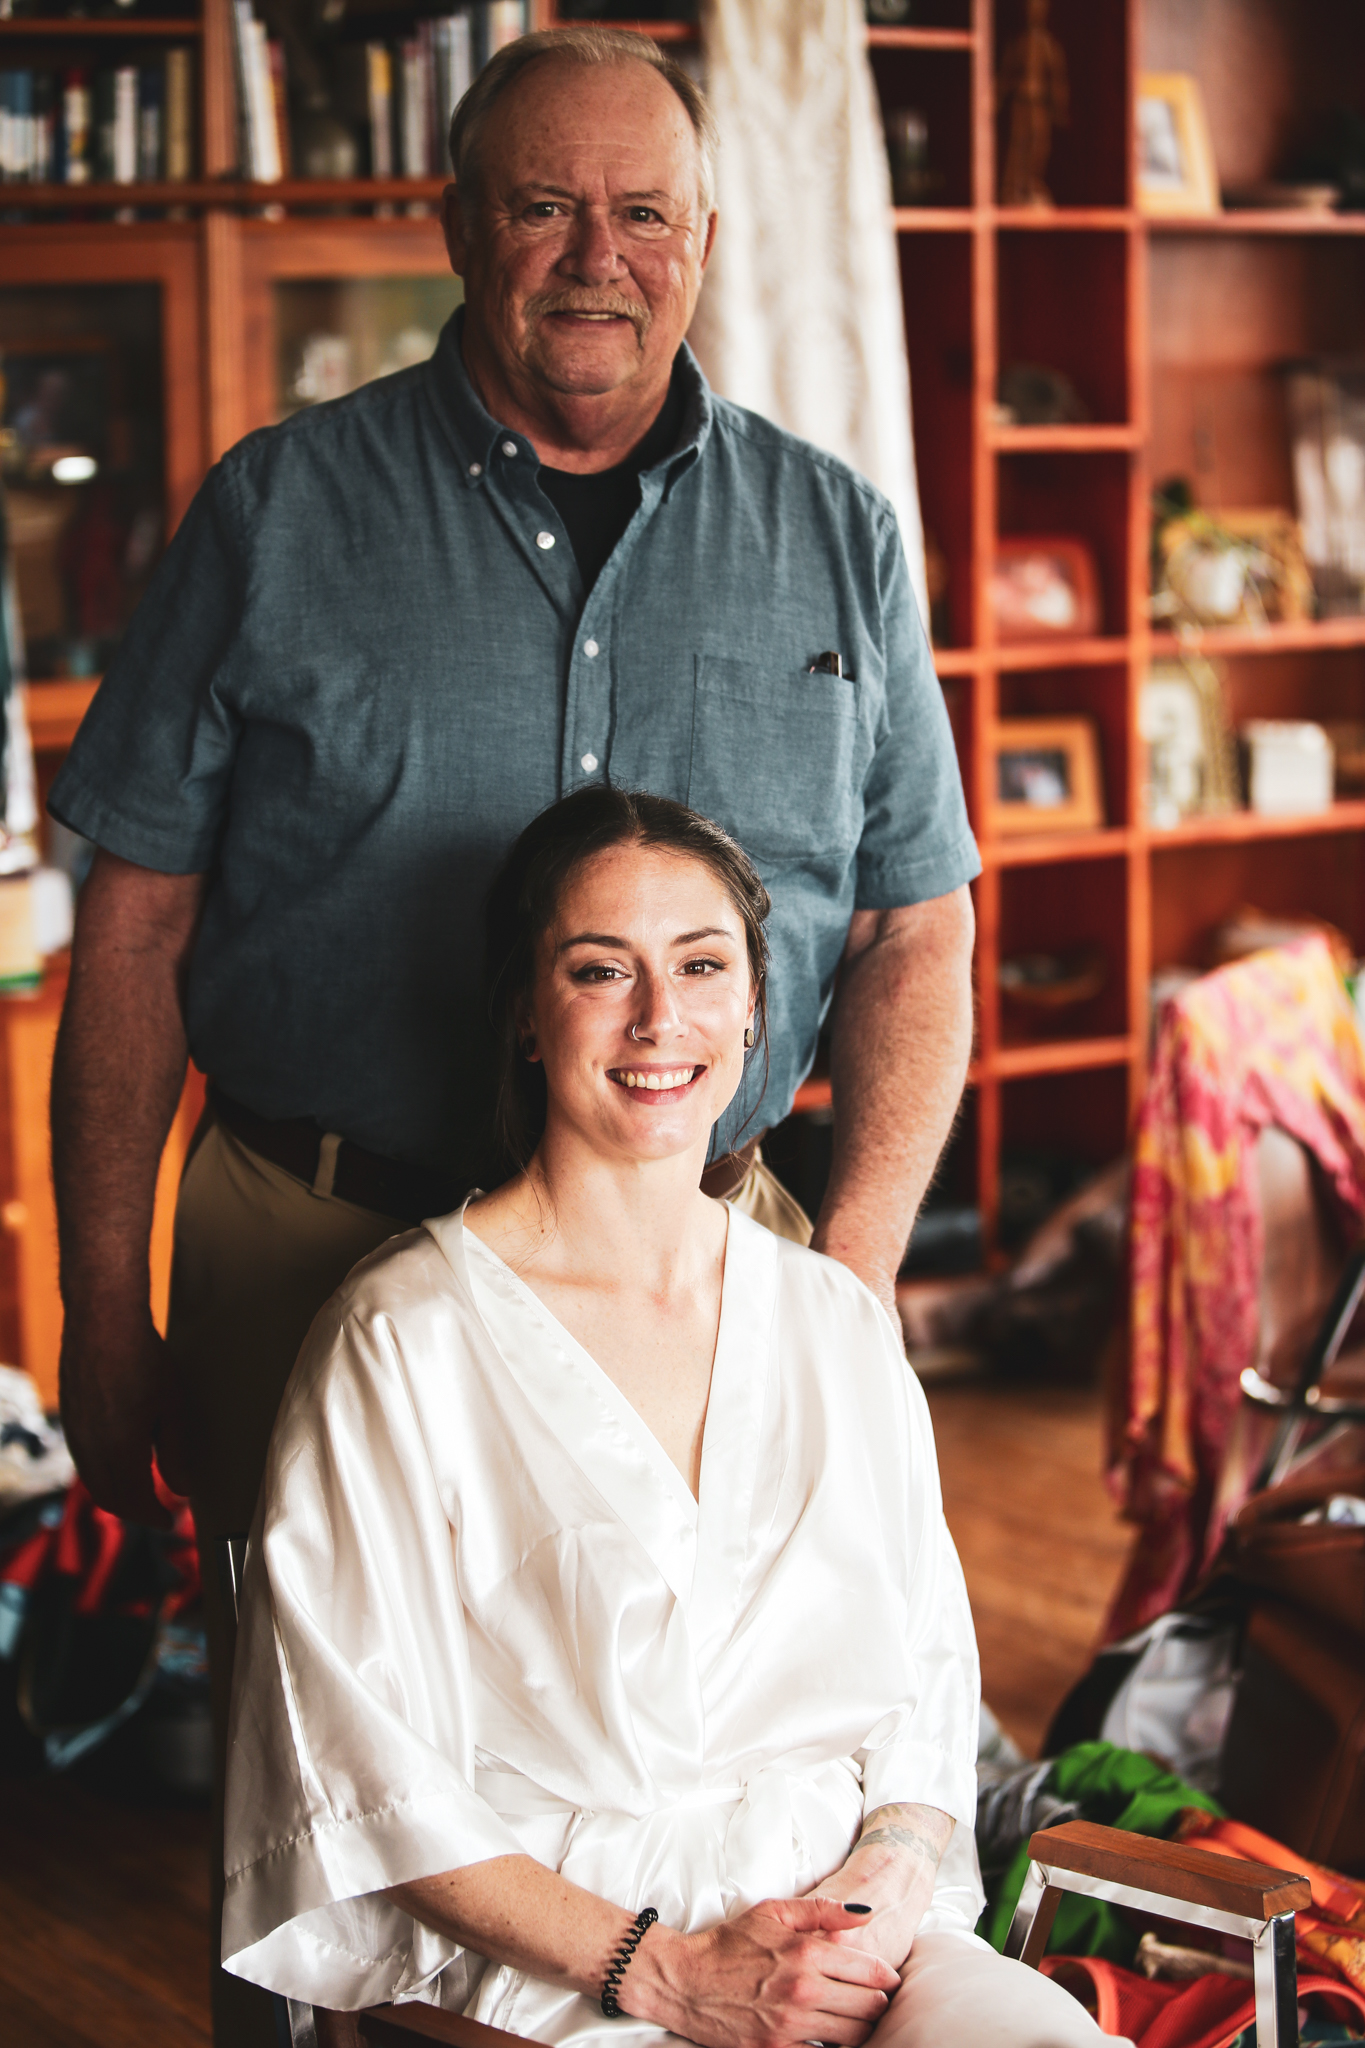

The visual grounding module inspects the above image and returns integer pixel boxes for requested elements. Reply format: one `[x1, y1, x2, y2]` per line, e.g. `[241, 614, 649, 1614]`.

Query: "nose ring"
[630, 1023, 641, 1042]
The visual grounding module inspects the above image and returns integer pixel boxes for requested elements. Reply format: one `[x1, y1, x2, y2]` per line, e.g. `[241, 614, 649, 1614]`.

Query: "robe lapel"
[687, 1210, 779, 1655]
[425, 1206, 698, 1607]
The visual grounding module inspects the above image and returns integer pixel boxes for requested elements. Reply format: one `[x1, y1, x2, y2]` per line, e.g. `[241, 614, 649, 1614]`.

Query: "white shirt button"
[584, 639, 600, 658]
[501, 439, 518, 458]
[581, 752, 599, 773]
[535, 531, 556, 550]
[468, 462, 482, 477]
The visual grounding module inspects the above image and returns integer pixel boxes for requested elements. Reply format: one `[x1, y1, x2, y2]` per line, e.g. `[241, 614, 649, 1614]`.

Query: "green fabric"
[981, 1741, 1225, 1964]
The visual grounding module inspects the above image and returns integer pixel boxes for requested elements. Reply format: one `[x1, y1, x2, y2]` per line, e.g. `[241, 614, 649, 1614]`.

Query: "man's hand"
[805, 1802, 954, 1976]
[52, 851, 206, 1526]
[812, 888, 974, 1320]
[631, 1896, 899, 2048]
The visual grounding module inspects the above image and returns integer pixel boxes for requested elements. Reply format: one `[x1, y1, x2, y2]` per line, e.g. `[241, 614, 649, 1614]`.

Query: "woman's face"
[523, 842, 756, 1166]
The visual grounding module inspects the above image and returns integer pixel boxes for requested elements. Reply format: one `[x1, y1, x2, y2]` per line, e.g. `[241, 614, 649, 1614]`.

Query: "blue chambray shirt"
[50, 311, 979, 1175]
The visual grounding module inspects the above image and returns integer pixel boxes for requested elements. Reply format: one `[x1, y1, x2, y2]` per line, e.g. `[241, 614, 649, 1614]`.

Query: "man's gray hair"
[448, 26, 718, 217]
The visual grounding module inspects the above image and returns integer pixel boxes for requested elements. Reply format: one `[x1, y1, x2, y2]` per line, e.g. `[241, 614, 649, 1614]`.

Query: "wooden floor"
[0, 1375, 1133, 2047]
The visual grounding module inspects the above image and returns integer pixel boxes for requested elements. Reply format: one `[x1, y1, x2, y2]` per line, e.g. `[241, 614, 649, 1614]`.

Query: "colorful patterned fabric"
[1108, 937, 1365, 1638]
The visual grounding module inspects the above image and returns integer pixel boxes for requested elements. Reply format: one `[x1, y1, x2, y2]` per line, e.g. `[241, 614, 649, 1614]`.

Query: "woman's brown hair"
[484, 788, 771, 1175]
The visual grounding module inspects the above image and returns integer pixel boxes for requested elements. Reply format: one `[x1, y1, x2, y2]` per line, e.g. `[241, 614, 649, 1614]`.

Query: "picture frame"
[1137, 73, 1221, 218]
[989, 718, 1104, 836]
[990, 536, 1102, 643]
[1139, 655, 1238, 828]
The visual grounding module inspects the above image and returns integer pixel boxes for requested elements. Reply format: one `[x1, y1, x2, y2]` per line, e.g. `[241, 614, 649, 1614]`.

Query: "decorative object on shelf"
[997, 0, 1068, 208]
[1223, 181, 1340, 213]
[865, 0, 912, 21]
[883, 107, 941, 207]
[1284, 358, 1365, 615]
[1151, 486, 1314, 630]
[989, 716, 1103, 836]
[1325, 721, 1365, 795]
[1205, 906, 1353, 974]
[1136, 73, 1220, 217]
[1139, 655, 1237, 828]
[999, 946, 1106, 1016]
[990, 535, 1100, 642]
[1240, 719, 1334, 817]
[994, 361, 1088, 428]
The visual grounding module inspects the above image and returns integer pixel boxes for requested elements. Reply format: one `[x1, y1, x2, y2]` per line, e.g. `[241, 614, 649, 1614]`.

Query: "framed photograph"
[990, 536, 1101, 643]
[1137, 73, 1221, 217]
[1153, 506, 1314, 628]
[989, 718, 1104, 836]
[1139, 655, 1238, 827]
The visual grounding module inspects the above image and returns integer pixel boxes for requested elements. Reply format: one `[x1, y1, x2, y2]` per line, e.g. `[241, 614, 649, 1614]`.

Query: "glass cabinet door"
[274, 274, 462, 421]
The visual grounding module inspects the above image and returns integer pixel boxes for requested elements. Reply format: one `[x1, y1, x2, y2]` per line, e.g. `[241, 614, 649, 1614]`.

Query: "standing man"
[49, 27, 976, 2041]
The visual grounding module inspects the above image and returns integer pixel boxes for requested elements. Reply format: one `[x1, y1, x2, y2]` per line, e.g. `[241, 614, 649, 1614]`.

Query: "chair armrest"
[1026, 1820, 1311, 1922]
[359, 2006, 528, 2048]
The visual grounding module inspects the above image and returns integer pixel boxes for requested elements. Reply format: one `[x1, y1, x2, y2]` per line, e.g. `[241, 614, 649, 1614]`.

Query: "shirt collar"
[425, 305, 713, 489]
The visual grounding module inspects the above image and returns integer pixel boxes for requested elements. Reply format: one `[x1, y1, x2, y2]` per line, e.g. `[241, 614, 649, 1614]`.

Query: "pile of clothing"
[0, 1365, 208, 1783]
[976, 1721, 1365, 2046]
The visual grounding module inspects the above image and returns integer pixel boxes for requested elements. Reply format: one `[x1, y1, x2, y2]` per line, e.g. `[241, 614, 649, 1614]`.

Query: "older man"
[50, 28, 976, 2040]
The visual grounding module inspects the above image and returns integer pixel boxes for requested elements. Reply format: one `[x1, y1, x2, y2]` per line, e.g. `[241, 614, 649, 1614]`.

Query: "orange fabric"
[1108, 937, 1365, 1639]
[1177, 1814, 1365, 1994]
[1041, 1956, 1365, 2047]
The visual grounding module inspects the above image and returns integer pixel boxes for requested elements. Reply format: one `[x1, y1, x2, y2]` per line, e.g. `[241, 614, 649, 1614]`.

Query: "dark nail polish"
[842, 1903, 873, 1914]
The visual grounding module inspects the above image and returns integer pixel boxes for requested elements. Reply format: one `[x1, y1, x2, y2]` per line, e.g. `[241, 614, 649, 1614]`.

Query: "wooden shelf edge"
[994, 206, 1135, 230]
[934, 647, 978, 676]
[867, 25, 974, 48]
[893, 207, 977, 233]
[0, 14, 201, 32]
[543, 16, 697, 39]
[1145, 802, 1365, 848]
[993, 636, 1132, 672]
[987, 827, 1132, 866]
[26, 678, 98, 753]
[990, 1036, 1137, 1080]
[1151, 618, 1365, 657]
[0, 174, 450, 210]
[991, 424, 1141, 452]
[1146, 208, 1365, 236]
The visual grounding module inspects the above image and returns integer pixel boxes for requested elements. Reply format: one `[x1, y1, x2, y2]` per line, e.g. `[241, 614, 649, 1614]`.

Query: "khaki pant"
[168, 1123, 810, 2048]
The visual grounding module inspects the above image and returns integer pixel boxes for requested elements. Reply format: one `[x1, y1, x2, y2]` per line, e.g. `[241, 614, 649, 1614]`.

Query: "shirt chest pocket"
[686, 656, 873, 868]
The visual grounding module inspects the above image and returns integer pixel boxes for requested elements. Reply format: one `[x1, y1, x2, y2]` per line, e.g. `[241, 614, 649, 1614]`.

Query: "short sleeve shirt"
[49, 312, 979, 1175]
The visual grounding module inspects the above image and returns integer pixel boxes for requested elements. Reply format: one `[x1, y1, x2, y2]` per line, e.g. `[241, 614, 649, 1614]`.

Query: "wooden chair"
[216, 1553, 1314, 2048]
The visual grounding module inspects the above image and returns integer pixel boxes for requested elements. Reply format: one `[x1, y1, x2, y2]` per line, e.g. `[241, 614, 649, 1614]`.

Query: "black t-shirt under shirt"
[537, 374, 687, 593]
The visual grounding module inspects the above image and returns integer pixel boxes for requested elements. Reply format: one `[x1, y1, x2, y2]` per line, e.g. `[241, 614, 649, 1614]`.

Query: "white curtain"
[688, 0, 929, 629]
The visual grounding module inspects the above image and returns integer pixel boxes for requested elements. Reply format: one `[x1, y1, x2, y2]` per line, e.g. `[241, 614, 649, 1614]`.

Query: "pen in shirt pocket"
[808, 651, 854, 679]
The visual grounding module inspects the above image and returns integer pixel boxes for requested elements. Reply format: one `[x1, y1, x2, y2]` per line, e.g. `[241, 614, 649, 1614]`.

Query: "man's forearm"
[51, 851, 206, 1519]
[811, 888, 974, 1312]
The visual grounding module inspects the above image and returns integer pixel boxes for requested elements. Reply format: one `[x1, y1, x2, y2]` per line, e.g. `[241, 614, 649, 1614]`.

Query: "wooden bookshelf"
[2, 0, 1365, 1369]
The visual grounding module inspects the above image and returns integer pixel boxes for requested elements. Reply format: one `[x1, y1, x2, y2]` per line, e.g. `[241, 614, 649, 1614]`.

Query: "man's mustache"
[524, 292, 651, 338]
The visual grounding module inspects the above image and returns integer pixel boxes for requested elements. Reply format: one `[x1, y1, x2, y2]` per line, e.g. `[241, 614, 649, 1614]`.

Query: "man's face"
[445, 57, 716, 411]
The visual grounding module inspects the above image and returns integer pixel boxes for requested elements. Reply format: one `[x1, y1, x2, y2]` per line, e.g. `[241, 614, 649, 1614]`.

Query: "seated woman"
[222, 789, 1120, 2048]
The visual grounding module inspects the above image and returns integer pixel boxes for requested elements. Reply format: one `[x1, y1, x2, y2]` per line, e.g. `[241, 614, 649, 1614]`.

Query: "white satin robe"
[222, 1206, 984, 2037]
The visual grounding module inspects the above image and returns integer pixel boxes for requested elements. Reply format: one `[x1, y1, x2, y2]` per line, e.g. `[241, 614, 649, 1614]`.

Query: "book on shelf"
[0, 50, 192, 183]
[231, 0, 282, 182]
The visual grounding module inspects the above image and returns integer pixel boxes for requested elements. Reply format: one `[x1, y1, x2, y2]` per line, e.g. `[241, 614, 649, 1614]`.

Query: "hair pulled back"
[484, 787, 771, 1175]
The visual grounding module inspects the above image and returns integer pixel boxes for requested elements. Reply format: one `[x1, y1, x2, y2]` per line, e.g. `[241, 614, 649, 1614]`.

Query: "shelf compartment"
[994, 0, 1129, 209]
[998, 1068, 1133, 1247]
[902, 231, 974, 649]
[1149, 833, 1365, 974]
[998, 661, 1132, 833]
[27, 680, 98, 753]
[997, 229, 1131, 427]
[998, 451, 1134, 638]
[1148, 235, 1365, 512]
[997, 857, 1130, 1049]
[991, 424, 1141, 452]
[872, 41, 971, 211]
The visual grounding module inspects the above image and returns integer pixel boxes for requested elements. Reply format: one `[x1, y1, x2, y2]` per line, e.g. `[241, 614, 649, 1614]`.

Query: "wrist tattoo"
[856, 1807, 946, 1871]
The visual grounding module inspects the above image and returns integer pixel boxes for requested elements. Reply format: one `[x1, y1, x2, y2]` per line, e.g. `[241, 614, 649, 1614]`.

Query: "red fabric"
[1041, 1956, 1365, 2046]
[1108, 937, 1365, 1639]
[0, 1478, 200, 1617]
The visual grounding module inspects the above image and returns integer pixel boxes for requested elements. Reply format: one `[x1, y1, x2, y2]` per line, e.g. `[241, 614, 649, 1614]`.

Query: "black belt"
[208, 1085, 762, 1223]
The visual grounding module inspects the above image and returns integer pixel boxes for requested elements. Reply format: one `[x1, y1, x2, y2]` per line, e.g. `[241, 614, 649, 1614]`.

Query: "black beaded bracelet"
[600, 1906, 659, 2018]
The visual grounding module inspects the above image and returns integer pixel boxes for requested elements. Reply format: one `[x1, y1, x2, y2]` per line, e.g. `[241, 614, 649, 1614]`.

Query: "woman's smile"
[606, 1061, 706, 1095]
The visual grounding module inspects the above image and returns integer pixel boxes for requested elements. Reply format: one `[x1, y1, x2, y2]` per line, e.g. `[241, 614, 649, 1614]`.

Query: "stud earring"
[743, 1025, 755, 1049]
